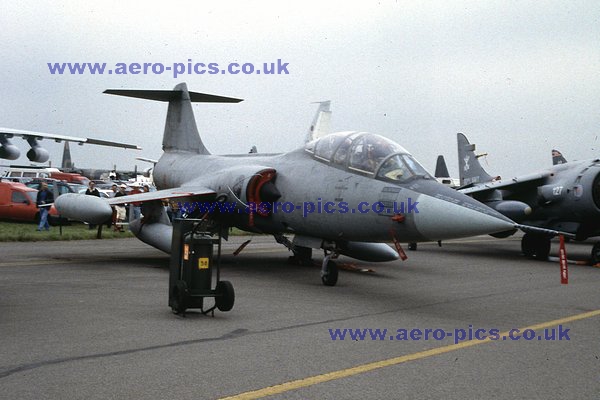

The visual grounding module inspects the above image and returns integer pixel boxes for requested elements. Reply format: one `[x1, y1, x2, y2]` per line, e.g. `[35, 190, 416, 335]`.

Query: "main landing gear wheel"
[521, 233, 551, 261]
[321, 255, 338, 286]
[215, 280, 235, 312]
[590, 242, 600, 266]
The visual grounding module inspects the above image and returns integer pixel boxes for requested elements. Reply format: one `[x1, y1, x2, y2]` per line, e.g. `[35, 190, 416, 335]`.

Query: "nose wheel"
[321, 253, 339, 286]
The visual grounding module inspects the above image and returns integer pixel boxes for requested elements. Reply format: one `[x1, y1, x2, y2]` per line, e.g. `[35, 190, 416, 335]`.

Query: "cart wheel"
[215, 280, 235, 312]
[171, 280, 189, 314]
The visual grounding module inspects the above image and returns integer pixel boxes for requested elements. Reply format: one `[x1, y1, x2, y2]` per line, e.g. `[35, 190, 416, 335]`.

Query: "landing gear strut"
[274, 234, 314, 265]
[521, 233, 551, 261]
[274, 234, 340, 285]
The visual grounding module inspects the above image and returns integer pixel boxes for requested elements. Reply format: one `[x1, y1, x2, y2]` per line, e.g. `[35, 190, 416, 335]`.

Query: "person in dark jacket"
[85, 181, 101, 229]
[36, 182, 54, 231]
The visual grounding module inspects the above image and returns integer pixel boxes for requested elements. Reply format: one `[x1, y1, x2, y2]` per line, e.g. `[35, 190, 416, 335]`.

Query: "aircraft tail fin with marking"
[552, 149, 567, 165]
[457, 133, 493, 186]
[305, 101, 331, 143]
[104, 83, 242, 155]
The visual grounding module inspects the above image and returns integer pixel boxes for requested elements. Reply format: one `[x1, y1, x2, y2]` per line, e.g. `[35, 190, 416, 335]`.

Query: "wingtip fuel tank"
[55, 193, 113, 225]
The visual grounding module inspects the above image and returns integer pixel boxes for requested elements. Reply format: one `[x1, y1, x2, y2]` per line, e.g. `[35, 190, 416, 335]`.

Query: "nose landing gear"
[321, 252, 339, 286]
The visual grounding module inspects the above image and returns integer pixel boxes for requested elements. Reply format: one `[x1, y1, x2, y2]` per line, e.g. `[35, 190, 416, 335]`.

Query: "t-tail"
[457, 133, 493, 186]
[104, 83, 242, 154]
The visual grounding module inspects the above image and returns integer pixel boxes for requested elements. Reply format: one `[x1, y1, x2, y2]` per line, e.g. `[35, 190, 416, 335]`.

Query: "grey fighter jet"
[457, 133, 600, 263]
[56, 83, 517, 286]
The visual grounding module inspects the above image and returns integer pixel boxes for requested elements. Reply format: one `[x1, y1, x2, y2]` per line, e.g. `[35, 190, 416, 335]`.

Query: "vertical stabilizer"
[457, 133, 493, 186]
[434, 155, 450, 178]
[62, 141, 74, 169]
[161, 83, 205, 153]
[306, 101, 331, 143]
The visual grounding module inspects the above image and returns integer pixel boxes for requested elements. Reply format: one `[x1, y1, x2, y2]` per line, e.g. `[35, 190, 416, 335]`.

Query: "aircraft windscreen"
[377, 154, 433, 182]
[314, 133, 348, 160]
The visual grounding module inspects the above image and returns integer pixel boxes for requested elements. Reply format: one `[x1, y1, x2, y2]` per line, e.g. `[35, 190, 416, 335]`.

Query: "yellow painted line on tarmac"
[219, 309, 600, 400]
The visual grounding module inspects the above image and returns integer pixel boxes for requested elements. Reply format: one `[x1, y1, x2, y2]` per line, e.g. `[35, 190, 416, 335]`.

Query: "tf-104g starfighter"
[56, 83, 517, 286]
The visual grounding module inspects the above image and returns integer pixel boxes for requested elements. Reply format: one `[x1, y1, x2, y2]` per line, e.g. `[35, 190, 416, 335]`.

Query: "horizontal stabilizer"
[104, 89, 243, 103]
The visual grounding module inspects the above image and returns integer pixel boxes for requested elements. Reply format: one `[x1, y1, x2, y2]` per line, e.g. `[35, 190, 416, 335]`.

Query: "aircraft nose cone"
[413, 194, 515, 240]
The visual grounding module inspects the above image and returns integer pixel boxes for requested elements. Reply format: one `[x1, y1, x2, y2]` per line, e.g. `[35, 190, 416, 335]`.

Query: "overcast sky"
[1, 0, 599, 178]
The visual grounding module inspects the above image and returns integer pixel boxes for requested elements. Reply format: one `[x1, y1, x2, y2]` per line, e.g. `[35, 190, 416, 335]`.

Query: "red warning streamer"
[559, 235, 568, 285]
[389, 229, 408, 261]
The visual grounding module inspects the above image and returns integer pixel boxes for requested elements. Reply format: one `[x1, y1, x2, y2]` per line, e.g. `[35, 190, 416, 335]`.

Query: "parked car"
[25, 179, 76, 197]
[0, 181, 62, 225]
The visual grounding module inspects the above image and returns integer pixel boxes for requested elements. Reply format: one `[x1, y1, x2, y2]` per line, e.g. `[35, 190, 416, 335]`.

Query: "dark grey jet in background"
[456, 133, 600, 264]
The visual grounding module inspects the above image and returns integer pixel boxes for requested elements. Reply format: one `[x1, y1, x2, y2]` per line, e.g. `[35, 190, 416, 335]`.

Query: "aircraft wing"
[0, 127, 141, 150]
[459, 171, 549, 195]
[107, 187, 215, 205]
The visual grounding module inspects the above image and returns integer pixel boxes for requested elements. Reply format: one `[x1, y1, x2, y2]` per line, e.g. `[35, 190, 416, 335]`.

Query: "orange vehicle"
[0, 181, 61, 224]
[49, 171, 89, 185]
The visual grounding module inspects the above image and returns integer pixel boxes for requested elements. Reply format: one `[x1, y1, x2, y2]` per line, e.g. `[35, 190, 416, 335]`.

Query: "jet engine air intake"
[25, 137, 50, 163]
[0, 136, 20, 160]
[247, 168, 280, 216]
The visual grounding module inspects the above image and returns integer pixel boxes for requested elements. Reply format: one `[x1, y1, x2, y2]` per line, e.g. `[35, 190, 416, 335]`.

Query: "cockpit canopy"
[305, 131, 433, 182]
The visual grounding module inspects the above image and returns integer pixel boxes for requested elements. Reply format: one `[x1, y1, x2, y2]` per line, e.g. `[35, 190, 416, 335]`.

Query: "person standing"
[128, 184, 143, 221]
[85, 181, 101, 229]
[36, 182, 54, 231]
[113, 184, 128, 232]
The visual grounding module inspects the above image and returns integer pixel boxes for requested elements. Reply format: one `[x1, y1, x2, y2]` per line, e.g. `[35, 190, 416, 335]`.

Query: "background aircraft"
[434, 155, 459, 188]
[58, 141, 150, 181]
[456, 133, 600, 264]
[0, 127, 140, 164]
[56, 83, 518, 286]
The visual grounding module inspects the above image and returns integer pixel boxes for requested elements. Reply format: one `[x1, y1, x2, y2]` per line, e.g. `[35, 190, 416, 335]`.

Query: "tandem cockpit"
[305, 131, 433, 182]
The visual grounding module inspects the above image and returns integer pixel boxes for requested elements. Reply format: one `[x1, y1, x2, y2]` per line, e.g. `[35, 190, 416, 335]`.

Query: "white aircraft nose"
[413, 194, 515, 240]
